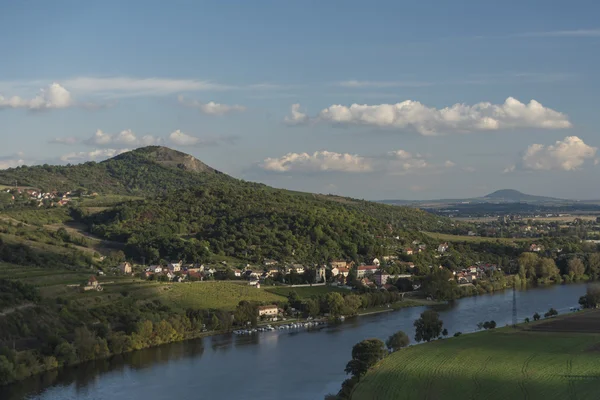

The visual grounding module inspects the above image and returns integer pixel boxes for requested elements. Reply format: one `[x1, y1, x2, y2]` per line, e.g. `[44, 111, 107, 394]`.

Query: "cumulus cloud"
[260, 148, 455, 175]
[0, 83, 72, 110]
[261, 151, 373, 173]
[507, 136, 597, 172]
[177, 95, 246, 115]
[83, 129, 162, 148]
[289, 97, 570, 135]
[284, 104, 309, 125]
[59, 149, 129, 163]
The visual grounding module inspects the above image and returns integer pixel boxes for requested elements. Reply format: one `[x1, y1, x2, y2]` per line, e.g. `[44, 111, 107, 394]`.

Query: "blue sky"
[1, 0, 600, 199]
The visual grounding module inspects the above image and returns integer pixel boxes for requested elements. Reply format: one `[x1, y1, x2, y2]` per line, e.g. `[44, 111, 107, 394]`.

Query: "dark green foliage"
[544, 308, 558, 318]
[579, 284, 600, 309]
[0, 279, 40, 309]
[533, 312, 541, 321]
[386, 330, 410, 352]
[0, 147, 225, 195]
[414, 310, 443, 342]
[344, 338, 387, 378]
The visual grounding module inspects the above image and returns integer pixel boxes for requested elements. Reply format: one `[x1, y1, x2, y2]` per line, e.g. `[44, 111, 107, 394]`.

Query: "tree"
[579, 284, 600, 309]
[544, 308, 558, 318]
[0, 355, 15, 385]
[414, 310, 443, 342]
[518, 252, 538, 280]
[536, 257, 560, 281]
[533, 312, 541, 321]
[568, 257, 585, 279]
[442, 328, 448, 337]
[344, 339, 387, 378]
[587, 253, 600, 280]
[386, 331, 410, 352]
[326, 292, 345, 317]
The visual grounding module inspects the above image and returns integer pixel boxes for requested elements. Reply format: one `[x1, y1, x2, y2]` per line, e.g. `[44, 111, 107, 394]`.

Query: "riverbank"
[351, 310, 600, 400]
[0, 283, 589, 400]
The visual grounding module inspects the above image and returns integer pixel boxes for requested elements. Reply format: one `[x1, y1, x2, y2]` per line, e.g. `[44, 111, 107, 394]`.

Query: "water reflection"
[0, 283, 589, 400]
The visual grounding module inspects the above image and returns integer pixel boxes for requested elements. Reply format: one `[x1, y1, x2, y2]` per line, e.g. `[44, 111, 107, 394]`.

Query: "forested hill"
[86, 183, 450, 264]
[0, 146, 231, 195]
[0, 146, 452, 263]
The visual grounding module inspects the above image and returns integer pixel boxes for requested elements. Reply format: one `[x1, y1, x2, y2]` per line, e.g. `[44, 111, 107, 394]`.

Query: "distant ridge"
[483, 189, 563, 203]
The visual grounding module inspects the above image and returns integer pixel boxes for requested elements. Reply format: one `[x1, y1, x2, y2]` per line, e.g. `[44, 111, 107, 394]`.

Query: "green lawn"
[352, 324, 600, 400]
[153, 281, 287, 311]
[424, 231, 528, 244]
[265, 285, 349, 299]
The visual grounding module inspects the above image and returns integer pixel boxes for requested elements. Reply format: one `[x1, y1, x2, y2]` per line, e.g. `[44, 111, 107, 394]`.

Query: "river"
[1, 283, 589, 400]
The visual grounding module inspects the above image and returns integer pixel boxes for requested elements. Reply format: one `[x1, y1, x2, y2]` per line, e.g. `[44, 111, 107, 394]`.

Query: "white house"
[357, 265, 378, 278]
[331, 267, 340, 277]
[258, 305, 279, 317]
[118, 262, 132, 274]
[152, 265, 163, 274]
[437, 243, 449, 253]
[372, 258, 380, 266]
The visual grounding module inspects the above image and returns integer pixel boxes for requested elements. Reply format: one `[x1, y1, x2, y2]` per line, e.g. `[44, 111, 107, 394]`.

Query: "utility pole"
[512, 281, 518, 327]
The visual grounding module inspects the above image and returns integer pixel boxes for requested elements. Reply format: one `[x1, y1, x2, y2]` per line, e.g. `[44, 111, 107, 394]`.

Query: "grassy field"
[152, 281, 286, 311]
[352, 313, 600, 400]
[265, 285, 349, 299]
[423, 231, 528, 244]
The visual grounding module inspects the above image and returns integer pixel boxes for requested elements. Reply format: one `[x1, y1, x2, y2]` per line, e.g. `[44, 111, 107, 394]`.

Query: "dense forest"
[84, 183, 450, 264]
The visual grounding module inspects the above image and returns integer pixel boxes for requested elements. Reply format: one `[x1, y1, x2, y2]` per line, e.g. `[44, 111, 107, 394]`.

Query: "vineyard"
[352, 316, 600, 400]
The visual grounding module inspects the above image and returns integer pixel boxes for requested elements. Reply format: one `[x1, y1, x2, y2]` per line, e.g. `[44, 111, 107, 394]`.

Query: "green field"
[423, 231, 528, 244]
[352, 320, 600, 400]
[266, 285, 349, 299]
[154, 281, 286, 311]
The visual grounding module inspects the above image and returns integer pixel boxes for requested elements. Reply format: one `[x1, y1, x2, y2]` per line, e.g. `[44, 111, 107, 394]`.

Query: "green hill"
[0, 146, 230, 195]
[0, 146, 452, 264]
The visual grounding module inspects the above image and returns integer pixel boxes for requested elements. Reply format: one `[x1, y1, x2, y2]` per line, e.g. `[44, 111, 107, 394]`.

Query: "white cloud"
[261, 148, 454, 175]
[59, 149, 129, 163]
[49, 137, 79, 145]
[168, 130, 200, 146]
[261, 151, 373, 173]
[444, 160, 456, 168]
[177, 95, 246, 115]
[0, 83, 72, 110]
[336, 80, 432, 88]
[295, 97, 571, 135]
[0, 153, 26, 170]
[284, 104, 309, 125]
[83, 129, 162, 148]
[518, 29, 600, 38]
[510, 136, 597, 171]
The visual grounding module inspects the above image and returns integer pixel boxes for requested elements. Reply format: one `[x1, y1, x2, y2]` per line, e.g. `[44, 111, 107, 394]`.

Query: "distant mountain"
[380, 189, 574, 208]
[0, 146, 229, 194]
[483, 189, 564, 203]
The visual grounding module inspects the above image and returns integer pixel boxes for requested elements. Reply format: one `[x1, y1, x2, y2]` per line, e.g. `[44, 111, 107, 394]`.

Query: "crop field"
[154, 281, 286, 311]
[423, 231, 528, 244]
[265, 285, 349, 299]
[528, 310, 600, 333]
[352, 316, 600, 400]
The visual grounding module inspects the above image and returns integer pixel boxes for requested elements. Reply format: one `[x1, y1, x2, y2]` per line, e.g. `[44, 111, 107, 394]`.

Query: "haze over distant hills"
[380, 189, 583, 208]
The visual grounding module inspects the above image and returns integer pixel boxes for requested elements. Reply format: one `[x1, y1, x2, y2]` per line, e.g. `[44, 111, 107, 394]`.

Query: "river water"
[1, 283, 589, 400]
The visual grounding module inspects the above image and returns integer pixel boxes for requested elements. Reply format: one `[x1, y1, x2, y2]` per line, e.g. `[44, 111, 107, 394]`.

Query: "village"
[1, 187, 97, 207]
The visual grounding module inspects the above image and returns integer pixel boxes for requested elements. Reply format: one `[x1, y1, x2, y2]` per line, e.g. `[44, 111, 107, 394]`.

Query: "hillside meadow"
[352, 315, 600, 400]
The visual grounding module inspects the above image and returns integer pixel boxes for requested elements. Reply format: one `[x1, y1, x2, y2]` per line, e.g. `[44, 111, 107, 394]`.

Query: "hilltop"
[0, 146, 229, 195]
[484, 189, 564, 203]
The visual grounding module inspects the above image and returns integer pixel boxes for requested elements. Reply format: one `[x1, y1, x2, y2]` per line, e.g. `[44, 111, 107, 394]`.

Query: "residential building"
[258, 305, 278, 317]
[357, 265, 378, 278]
[292, 264, 305, 274]
[331, 267, 340, 277]
[316, 265, 326, 283]
[263, 259, 278, 266]
[372, 258, 380, 266]
[233, 269, 242, 277]
[437, 243, 449, 253]
[404, 248, 414, 255]
[330, 260, 347, 269]
[118, 262, 132, 274]
[337, 267, 350, 277]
